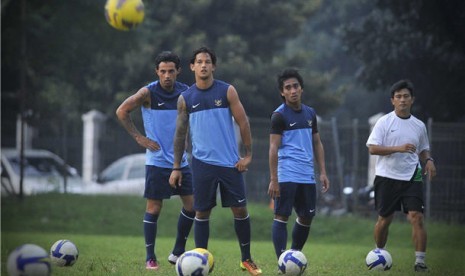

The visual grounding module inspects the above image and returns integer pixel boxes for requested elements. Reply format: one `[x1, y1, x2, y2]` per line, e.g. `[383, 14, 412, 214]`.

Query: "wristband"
[425, 157, 434, 163]
[172, 167, 182, 171]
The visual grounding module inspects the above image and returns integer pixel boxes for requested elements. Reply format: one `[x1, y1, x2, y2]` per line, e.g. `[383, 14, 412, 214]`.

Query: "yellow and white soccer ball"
[104, 0, 145, 31]
[192, 248, 214, 273]
[175, 249, 210, 276]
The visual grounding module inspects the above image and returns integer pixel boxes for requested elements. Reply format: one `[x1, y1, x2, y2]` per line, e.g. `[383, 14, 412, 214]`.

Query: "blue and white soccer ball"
[366, 248, 393, 271]
[50, 239, 79, 267]
[278, 249, 308, 275]
[7, 243, 51, 276]
[175, 249, 210, 276]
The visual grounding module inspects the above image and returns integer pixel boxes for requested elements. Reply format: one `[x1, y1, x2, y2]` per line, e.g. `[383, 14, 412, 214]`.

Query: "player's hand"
[235, 155, 251, 172]
[268, 180, 280, 198]
[169, 170, 182, 188]
[320, 174, 330, 193]
[136, 136, 160, 152]
[424, 161, 437, 181]
[399, 143, 416, 154]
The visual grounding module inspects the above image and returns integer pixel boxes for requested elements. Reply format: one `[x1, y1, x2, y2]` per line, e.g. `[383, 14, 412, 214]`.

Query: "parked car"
[81, 153, 146, 195]
[1, 148, 83, 196]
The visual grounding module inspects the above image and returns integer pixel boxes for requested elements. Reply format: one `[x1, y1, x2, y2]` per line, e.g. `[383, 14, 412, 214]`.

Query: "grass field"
[2, 194, 465, 275]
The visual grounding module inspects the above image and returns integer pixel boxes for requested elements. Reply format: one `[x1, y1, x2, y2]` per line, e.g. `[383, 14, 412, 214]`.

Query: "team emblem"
[215, 99, 222, 107]
[308, 120, 313, 127]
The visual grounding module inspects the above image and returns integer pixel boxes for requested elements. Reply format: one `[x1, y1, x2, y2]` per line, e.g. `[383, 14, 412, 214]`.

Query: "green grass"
[2, 194, 465, 275]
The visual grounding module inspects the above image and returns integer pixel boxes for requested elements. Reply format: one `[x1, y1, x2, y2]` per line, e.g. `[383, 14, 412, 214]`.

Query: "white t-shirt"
[366, 111, 430, 181]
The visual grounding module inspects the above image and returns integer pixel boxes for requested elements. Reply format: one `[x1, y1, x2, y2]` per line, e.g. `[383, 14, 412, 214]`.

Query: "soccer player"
[116, 51, 195, 270]
[366, 79, 437, 272]
[268, 68, 330, 262]
[169, 46, 262, 276]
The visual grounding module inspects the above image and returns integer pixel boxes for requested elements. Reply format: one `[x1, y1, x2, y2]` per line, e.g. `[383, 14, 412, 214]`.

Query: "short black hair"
[190, 46, 217, 65]
[154, 51, 181, 70]
[277, 68, 304, 101]
[390, 79, 414, 97]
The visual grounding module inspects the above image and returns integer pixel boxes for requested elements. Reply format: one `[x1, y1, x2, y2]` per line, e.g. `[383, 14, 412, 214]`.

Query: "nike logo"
[157, 102, 165, 106]
[240, 242, 250, 246]
[290, 122, 297, 127]
[309, 209, 315, 213]
[238, 199, 246, 203]
[192, 103, 200, 108]
[390, 129, 397, 132]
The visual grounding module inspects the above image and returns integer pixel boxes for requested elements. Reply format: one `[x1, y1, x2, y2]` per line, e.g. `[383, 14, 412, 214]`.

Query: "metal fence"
[30, 116, 465, 224]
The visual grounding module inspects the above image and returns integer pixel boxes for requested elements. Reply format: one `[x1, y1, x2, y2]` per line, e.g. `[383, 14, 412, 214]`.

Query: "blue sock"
[291, 219, 310, 250]
[272, 219, 288, 259]
[194, 217, 209, 249]
[143, 212, 159, 261]
[172, 208, 195, 256]
[234, 215, 251, 261]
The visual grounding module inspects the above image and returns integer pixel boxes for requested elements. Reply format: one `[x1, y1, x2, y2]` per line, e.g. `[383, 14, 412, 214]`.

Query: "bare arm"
[419, 150, 437, 181]
[368, 144, 416, 156]
[115, 87, 160, 151]
[312, 132, 330, 193]
[268, 134, 281, 198]
[227, 85, 252, 172]
[169, 95, 189, 187]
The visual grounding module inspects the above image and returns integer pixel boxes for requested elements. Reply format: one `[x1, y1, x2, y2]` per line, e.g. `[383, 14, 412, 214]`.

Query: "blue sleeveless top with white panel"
[271, 103, 318, 184]
[182, 80, 239, 167]
[142, 81, 189, 168]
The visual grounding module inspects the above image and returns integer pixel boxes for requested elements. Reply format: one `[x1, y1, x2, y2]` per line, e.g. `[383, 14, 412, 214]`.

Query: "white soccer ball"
[50, 239, 79, 267]
[366, 248, 393, 271]
[175, 249, 210, 276]
[278, 249, 308, 276]
[7, 244, 51, 276]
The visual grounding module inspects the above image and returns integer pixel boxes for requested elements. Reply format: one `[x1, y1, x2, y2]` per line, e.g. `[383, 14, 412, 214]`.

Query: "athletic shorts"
[191, 157, 247, 212]
[374, 175, 425, 217]
[274, 182, 316, 218]
[144, 165, 193, 200]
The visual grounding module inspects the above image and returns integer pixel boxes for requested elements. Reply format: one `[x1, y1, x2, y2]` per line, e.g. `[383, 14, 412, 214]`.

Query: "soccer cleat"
[414, 263, 428, 272]
[240, 259, 262, 275]
[146, 259, 159, 270]
[168, 253, 179, 265]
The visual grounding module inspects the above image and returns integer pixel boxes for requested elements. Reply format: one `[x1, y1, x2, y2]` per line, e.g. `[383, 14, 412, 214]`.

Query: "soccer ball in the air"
[366, 248, 393, 271]
[176, 249, 210, 276]
[50, 239, 79, 267]
[278, 249, 308, 275]
[192, 248, 215, 273]
[104, 0, 145, 31]
[7, 244, 51, 276]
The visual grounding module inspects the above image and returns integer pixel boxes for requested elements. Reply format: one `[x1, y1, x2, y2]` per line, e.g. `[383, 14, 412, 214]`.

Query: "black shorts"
[144, 165, 193, 200]
[374, 176, 425, 217]
[274, 182, 316, 218]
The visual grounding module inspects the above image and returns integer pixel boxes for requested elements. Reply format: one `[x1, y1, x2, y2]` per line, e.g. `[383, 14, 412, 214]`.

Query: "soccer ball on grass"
[50, 239, 79, 267]
[175, 249, 211, 276]
[278, 249, 308, 276]
[105, 0, 145, 31]
[192, 248, 214, 273]
[7, 244, 51, 276]
[366, 248, 393, 271]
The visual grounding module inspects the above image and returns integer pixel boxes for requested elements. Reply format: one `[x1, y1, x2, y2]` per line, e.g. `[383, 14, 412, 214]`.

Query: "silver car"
[1, 148, 83, 196]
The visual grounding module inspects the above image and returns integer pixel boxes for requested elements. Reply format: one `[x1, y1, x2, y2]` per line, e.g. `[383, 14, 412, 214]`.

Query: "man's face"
[156, 62, 179, 91]
[190, 52, 215, 80]
[281, 78, 302, 105]
[391, 88, 414, 113]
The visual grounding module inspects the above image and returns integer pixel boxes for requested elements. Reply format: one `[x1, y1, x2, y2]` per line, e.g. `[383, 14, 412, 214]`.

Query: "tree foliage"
[342, 0, 465, 121]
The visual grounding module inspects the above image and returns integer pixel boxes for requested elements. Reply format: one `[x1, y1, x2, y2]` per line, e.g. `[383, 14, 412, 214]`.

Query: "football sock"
[143, 212, 159, 261]
[291, 218, 310, 250]
[415, 251, 426, 264]
[234, 215, 251, 261]
[272, 219, 288, 259]
[172, 208, 195, 256]
[194, 217, 210, 249]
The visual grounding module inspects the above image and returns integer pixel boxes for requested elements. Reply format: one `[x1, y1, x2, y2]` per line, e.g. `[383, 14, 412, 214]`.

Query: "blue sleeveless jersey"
[142, 81, 189, 168]
[182, 80, 239, 167]
[273, 103, 317, 184]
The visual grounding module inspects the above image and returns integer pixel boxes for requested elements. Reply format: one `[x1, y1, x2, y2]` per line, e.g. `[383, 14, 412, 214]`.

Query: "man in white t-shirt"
[366, 79, 436, 272]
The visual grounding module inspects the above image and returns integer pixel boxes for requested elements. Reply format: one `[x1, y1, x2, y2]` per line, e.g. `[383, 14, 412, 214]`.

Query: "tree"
[342, 0, 465, 122]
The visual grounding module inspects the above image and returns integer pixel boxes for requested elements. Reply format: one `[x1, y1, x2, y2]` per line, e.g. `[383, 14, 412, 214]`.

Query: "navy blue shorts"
[274, 182, 316, 218]
[144, 165, 193, 200]
[191, 157, 247, 211]
[374, 176, 424, 217]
